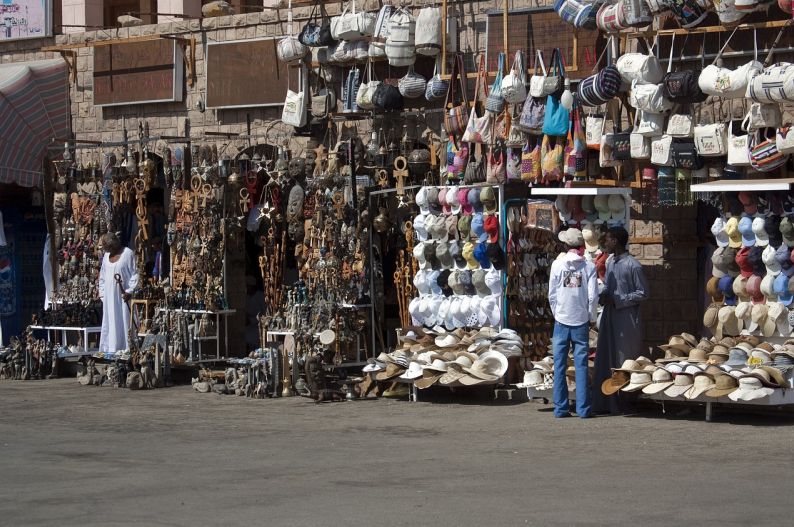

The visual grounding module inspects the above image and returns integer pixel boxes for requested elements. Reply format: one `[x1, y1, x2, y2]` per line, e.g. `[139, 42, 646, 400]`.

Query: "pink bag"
[487, 147, 506, 184]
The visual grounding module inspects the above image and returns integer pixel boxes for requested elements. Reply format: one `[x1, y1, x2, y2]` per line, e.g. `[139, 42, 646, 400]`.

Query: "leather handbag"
[727, 121, 751, 166]
[502, 50, 528, 104]
[776, 126, 794, 155]
[444, 54, 469, 137]
[462, 56, 493, 144]
[661, 33, 707, 104]
[299, 0, 335, 47]
[749, 129, 790, 172]
[486, 52, 507, 114]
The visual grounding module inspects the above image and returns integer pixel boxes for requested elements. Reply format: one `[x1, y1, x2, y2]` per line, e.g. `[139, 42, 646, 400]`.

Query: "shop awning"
[0, 59, 71, 188]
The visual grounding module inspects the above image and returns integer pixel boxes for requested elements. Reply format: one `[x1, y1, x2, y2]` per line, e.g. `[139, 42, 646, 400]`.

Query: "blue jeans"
[552, 321, 591, 418]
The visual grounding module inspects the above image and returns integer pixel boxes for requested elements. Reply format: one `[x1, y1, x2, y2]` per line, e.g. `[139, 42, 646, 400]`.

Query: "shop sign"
[206, 37, 292, 109]
[93, 39, 184, 107]
[0, 0, 51, 42]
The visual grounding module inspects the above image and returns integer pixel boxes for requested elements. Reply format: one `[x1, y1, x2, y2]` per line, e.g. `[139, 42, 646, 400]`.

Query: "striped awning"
[0, 59, 71, 188]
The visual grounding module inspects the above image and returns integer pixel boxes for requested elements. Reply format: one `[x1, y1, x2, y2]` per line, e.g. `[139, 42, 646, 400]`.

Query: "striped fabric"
[0, 59, 70, 187]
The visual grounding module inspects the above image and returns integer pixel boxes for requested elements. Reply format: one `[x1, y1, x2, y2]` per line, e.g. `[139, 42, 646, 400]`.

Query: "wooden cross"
[239, 188, 250, 214]
[393, 156, 408, 195]
[200, 184, 212, 208]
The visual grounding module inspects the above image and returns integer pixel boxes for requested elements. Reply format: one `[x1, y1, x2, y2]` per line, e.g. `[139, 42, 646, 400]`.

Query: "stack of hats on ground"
[519, 330, 599, 392]
[361, 326, 520, 390]
[600, 333, 794, 402]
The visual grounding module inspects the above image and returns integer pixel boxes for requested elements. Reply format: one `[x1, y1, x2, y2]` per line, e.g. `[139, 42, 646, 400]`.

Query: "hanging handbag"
[634, 109, 665, 137]
[299, 0, 335, 47]
[651, 134, 674, 166]
[386, 7, 416, 67]
[586, 112, 604, 149]
[518, 97, 546, 135]
[369, 5, 395, 57]
[694, 106, 728, 157]
[506, 109, 526, 148]
[415, 6, 442, 56]
[487, 146, 506, 184]
[494, 107, 512, 143]
[341, 66, 361, 113]
[667, 106, 695, 138]
[728, 120, 751, 166]
[667, 0, 708, 28]
[372, 81, 404, 111]
[629, 79, 672, 114]
[444, 54, 469, 137]
[277, 35, 308, 64]
[399, 65, 427, 99]
[749, 129, 790, 172]
[506, 148, 522, 180]
[331, 0, 376, 41]
[356, 59, 379, 110]
[577, 37, 621, 107]
[521, 139, 542, 183]
[542, 93, 570, 136]
[311, 67, 336, 118]
[425, 57, 449, 101]
[742, 103, 782, 131]
[486, 52, 507, 114]
[544, 49, 566, 96]
[662, 33, 707, 104]
[502, 50, 528, 104]
[596, 1, 629, 33]
[670, 141, 704, 170]
[464, 143, 487, 184]
[330, 39, 356, 64]
[541, 135, 564, 183]
[616, 37, 663, 86]
[462, 56, 494, 144]
[777, 126, 794, 155]
[448, 143, 468, 179]
[569, 105, 588, 177]
[699, 27, 763, 99]
[630, 111, 651, 159]
[623, 0, 653, 27]
[529, 50, 550, 98]
[282, 66, 308, 127]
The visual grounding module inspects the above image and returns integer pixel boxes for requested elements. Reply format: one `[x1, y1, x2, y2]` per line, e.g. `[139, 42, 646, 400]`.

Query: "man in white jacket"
[548, 228, 598, 418]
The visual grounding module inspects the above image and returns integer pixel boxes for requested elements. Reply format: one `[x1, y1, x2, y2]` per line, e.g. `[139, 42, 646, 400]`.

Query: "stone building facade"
[0, 2, 705, 354]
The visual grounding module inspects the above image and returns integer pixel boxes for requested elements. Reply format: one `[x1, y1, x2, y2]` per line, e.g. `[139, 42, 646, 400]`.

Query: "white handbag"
[667, 111, 694, 138]
[329, 40, 355, 63]
[650, 134, 673, 166]
[699, 28, 762, 99]
[277, 36, 307, 63]
[356, 59, 380, 110]
[282, 67, 308, 127]
[630, 132, 651, 159]
[777, 126, 794, 155]
[742, 103, 782, 131]
[529, 50, 549, 98]
[748, 63, 794, 104]
[502, 50, 528, 104]
[415, 6, 442, 56]
[599, 117, 621, 167]
[331, 0, 376, 41]
[616, 39, 663, 86]
[629, 79, 672, 114]
[586, 114, 604, 149]
[385, 7, 416, 67]
[694, 123, 728, 157]
[634, 109, 664, 137]
[727, 122, 751, 166]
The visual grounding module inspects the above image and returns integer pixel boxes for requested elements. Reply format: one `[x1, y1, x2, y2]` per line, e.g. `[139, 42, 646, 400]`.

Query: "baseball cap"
[484, 215, 499, 243]
[738, 216, 755, 247]
[711, 217, 729, 248]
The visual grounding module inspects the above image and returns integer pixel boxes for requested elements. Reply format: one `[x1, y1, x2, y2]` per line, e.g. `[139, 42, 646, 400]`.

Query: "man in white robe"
[98, 232, 138, 354]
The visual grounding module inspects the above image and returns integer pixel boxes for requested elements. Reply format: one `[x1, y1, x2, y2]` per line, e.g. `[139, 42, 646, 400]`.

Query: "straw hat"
[684, 373, 716, 400]
[621, 371, 653, 392]
[664, 374, 695, 398]
[704, 373, 739, 398]
[641, 368, 675, 394]
[601, 371, 630, 395]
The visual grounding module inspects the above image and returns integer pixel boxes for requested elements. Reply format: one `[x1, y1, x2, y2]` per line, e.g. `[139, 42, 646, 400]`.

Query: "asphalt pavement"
[0, 379, 792, 526]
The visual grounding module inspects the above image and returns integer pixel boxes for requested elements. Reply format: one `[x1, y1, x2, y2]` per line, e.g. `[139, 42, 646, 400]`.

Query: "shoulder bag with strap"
[699, 26, 762, 100]
[662, 33, 707, 104]
[462, 55, 494, 144]
[502, 50, 528, 104]
[486, 52, 507, 114]
[444, 54, 469, 137]
[542, 50, 570, 137]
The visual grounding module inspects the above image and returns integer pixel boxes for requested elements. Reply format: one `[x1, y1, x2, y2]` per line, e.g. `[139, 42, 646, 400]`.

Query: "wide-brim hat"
[414, 370, 444, 389]
[621, 372, 653, 392]
[601, 371, 630, 395]
[375, 363, 406, 381]
[684, 374, 716, 400]
[641, 368, 675, 394]
[664, 374, 695, 397]
[704, 375, 739, 397]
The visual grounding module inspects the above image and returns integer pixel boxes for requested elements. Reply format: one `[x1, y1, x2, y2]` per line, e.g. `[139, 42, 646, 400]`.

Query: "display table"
[157, 308, 236, 361]
[29, 325, 101, 354]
